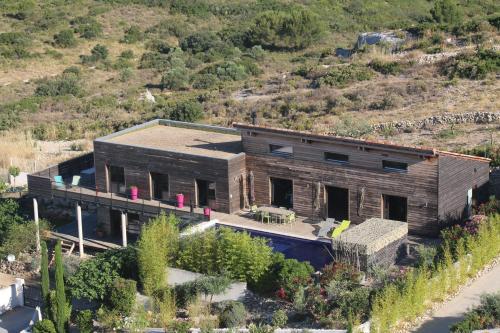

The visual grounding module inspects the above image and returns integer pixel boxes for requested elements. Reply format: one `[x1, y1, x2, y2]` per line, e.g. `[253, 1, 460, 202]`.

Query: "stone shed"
[332, 218, 408, 271]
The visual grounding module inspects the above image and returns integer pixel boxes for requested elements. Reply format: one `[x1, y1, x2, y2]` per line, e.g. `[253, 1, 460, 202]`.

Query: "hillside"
[0, 0, 499, 172]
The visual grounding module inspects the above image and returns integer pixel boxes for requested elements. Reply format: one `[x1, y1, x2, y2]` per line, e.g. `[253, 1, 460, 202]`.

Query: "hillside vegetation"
[0, 0, 499, 171]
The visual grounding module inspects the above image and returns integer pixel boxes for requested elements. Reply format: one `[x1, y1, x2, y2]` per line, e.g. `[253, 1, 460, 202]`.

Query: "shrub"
[247, 252, 285, 295]
[441, 49, 500, 80]
[75, 310, 93, 333]
[153, 287, 177, 328]
[431, 0, 462, 25]
[202, 61, 248, 81]
[67, 247, 137, 301]
[33, 319, 56, 333]
[1, 221, 44, 256]
[460, 144, 500, 167]
[313, 64, 374, 88]
[122, 25, 144, 44]
[192, 73, 218, 89]
[180, 31, 221, 53]
[0, 199, 25, 243]
[168, 100, 203, 122]
[53, 30, 77, 48]
[120, 50, 134, 59]
[369, 59, 403, 75]
[53, 241, 70, 333]
[35, 74, 82, 97]
[177, 227, 273, 283]
[72, 17, 102, 39]
[161, 65, 190, 90]
[81, 44, 109, 65]
[249, 7, 323, 50]
[271, 309, 288, 328]
[0, 32, 31, 58]
[219, 301, 247, 328]
[138, 213, 179, 295]
[63, 66, 81, 76]
[277, 259, 314, 300]
[451, 292, 500, 332]
[107, 278, 136, 316]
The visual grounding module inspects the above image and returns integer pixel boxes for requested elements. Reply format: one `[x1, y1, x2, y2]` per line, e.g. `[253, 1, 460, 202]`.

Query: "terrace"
[27, 152, 329, 252]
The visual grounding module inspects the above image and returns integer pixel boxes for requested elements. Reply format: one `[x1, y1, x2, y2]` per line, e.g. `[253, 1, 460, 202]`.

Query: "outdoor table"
[257, 206, 293, 223]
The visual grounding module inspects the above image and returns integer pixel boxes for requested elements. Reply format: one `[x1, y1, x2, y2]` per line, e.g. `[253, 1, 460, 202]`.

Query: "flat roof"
[99, 120, 242, 159]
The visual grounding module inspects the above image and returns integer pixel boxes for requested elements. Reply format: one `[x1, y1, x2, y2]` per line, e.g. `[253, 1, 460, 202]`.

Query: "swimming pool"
[224, 226, 333, 270]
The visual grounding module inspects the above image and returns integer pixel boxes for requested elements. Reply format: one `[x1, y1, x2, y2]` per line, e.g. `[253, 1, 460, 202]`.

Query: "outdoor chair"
[317, 218, 336, 238]
[331, 219, 351, 239]
[250, 205, 258, 219]
[261, 211, 271, 224]
[54, 175, 64, 188]
[71, 175, 81, 187]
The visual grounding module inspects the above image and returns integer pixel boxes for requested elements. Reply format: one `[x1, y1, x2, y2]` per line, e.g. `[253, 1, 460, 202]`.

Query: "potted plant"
[130, 185, 138, 200]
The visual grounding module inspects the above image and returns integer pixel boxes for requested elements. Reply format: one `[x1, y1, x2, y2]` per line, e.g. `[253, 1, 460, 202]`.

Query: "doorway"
[382, 195, 407, 222]
[326, 186, 349, 221]
[270, 177, 293, 208]
[110, 209, 122, 237]
[196, 179, 216, 208]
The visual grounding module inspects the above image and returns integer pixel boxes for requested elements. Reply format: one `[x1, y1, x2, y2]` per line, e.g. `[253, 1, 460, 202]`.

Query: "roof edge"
[233, 123, 437, 156]
[437, 150, 491, 162]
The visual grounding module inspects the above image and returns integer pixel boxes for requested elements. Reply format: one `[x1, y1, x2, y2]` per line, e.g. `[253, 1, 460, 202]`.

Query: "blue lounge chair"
[54, 175, 64, 188]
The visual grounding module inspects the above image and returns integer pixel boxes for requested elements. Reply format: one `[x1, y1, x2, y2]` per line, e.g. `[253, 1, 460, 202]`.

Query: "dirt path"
[413, 262, 500, 333]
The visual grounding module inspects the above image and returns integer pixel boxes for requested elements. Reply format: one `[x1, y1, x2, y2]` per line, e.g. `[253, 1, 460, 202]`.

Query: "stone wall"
[373, 112, 500, 133]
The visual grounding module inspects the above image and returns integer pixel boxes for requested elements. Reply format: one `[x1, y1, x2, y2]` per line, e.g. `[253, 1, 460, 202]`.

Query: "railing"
[29, 175, 205, 221]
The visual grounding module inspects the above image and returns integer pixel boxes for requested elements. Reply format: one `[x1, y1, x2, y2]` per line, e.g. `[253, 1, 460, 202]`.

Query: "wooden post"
[33, 198, 40, 252]
[121, 211, 127, 247]
[76, 203, 84, 258]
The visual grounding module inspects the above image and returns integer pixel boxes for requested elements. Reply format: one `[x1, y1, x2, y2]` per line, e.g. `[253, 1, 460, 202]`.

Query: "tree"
[138, 213, 179, 295]
[53, 240, 69, 333]
[0, 199, 25, 244]
[41, 241, 50, 316]
[249, 7, 323, 50]
[8, 165, 20, 187]
[431, 0, 462, 25]
[195, 275, 231, 310]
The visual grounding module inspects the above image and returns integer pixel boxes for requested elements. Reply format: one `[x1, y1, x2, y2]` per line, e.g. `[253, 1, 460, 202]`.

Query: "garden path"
[413, 262, 500, 333]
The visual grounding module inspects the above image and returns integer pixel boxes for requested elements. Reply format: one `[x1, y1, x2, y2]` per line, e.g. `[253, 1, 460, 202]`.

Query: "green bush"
[138, 213, 179, 295]
[122, 25, 144, 44]
[192, 73, 218, 89]
[80, 44, 109, 65]
[369, 59, 403, 75]
[431, 0, 462, 26]
[277, 259, 314, 299]
[181, 31, 221, 54]
[247, 252, 285, 295]
[0, 199, 25, 243]
[1, 221, 46, 256]
[168, 100, 204, 122]
[219, 301, 247, 328]
[75, 310, 93, 333]
[451, 292, 500, 332]
[161, 65, 190, 90]
[0, 32, 31, 59]
[67, 247, 137, 301]
[53, 30, 77, 48]
[72, 16, 103, 39]
[177, 227, 273, 283]
[107, 278, 136, 316]
[35, 74, 82, 97]
[459, 144, 499, 167]
[313, 64, 374, 88]
[202, 61, 248, 81]
[249, 7, 323, 50]
[33, 319, 56, 333]
[441, 49, 500, 80]
[271, 309, 288, 328]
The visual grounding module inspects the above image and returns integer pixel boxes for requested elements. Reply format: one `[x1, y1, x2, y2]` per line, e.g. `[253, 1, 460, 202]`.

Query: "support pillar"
[33, 198, 40, 252]
[121, 212, 127, 247]
[76, 203, 84, 258]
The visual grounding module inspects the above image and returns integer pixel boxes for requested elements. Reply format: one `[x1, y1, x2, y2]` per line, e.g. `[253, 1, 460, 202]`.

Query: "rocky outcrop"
[373, 112, 500, 132]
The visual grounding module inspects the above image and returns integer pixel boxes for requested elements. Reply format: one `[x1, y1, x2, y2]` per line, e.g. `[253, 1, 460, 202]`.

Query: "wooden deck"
[47, 231, 121, 251]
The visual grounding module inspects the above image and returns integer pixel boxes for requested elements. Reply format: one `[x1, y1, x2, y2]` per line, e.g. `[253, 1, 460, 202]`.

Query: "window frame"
[382, 160, 408, 172]
[324, 152, 349, 164]
[269, 144, 293, 158]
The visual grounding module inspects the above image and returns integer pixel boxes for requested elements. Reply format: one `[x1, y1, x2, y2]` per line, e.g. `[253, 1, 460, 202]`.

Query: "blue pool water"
[225, 226, 333, 270]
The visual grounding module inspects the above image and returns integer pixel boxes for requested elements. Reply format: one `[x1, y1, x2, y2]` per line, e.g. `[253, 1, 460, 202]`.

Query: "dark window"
[151, 172, 169, 200]
[270, 177, 293, 208]
[382, 160, 408, 172]
[324, 152, 349, 163]
[108, 165, 125, 194]
[269, 144, 293, 157]
[383, 195, 407, 222]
